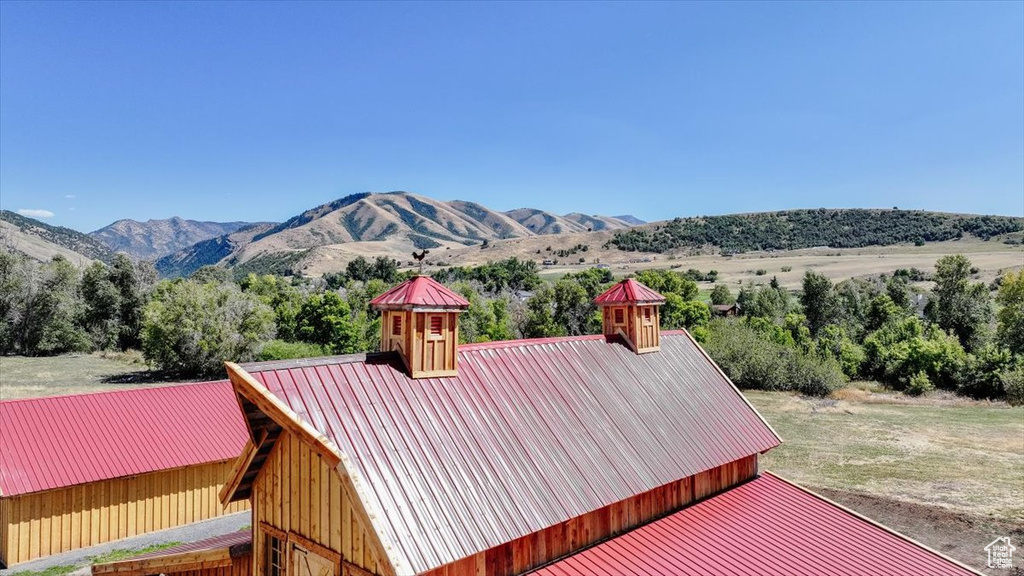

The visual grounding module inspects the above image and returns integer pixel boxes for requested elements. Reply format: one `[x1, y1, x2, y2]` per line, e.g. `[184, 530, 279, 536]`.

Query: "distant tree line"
[606, 209, 1024, 254]
[2, 246, 1020, 403]
[702, 256, 1023, 403]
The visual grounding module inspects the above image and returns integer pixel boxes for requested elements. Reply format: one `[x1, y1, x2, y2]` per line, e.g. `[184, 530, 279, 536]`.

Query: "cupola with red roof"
[370, 275, 470, 378]
[594, 278, 666, 354]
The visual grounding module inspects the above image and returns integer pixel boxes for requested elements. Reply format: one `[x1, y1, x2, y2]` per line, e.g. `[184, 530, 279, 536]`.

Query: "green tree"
[0, 248, 31, 353]
[709, 284, 735, 306]
[80, 262, 121, 349]
[240, 273, 305, 342]
[345, 257, 373, 282]
[800, 271, 839, 336]
[552, 278, 599, 336]
[745, 284, 791, 320]
[928, 254, 992, 350]
[523, 286, 565, 338]
[26, 257, 90, 355]
[662, 294, 710, 330]
[142, 280, 276, 375]
[866, 294, 904, 332]
[995, 269, 1024, 354]
[634, 270, 698, 300]
[296, 292, 358, 354]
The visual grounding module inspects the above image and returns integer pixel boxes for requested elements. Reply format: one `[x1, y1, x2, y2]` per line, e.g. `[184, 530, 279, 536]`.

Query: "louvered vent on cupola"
[370, 275, 470, 378]
[593, 278, 666, 354]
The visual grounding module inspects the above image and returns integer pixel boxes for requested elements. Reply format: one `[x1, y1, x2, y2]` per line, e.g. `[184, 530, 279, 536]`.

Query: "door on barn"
[291, 543, 336, 576]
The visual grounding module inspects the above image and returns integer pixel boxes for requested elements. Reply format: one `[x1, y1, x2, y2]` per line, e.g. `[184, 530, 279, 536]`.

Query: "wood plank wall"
[411, 312, 458, 376]
[422, 454, 759, 576]
[633, 304, 660, 352]
[0, 460, 248, 567]
[252, 432, 384, 576]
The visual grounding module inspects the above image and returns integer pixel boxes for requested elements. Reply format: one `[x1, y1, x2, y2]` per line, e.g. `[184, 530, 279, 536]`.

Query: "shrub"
[755, 269, 767, 276]
[258, 339, 328, 361]
[702, 320, 842, 397]
[142, 280, 276, 376]
[906, 371, 933, 396]
[1002, 367, 1024, 406]
[957, 345, 1017, 400]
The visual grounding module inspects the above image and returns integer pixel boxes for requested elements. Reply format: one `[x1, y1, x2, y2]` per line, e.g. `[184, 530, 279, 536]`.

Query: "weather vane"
[412, 249, 429, 274]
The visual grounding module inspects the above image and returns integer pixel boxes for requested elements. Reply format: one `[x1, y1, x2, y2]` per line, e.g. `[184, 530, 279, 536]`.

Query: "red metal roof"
[530, 473, 977, 576]
[593, 278, 666, 305]
[0, 382, 249, 496]
[369, 276, 469, 310]
[243, 331, 780, 574]
[128, 530, 252, 561]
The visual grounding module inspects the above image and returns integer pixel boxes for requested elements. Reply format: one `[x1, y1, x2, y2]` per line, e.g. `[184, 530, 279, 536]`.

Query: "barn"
[96, 276, 978, 576]
[0, 381, 250, 567]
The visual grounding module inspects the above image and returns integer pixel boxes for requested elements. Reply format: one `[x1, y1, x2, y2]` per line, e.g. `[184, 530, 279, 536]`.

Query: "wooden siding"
[422, 455, 758, 576]
[380, 310, 459, 378]
[410, 311, 458, 378]
[0, 460, 248, 567]
[602, 304, 661, 353]
[252, 432, 385, 576]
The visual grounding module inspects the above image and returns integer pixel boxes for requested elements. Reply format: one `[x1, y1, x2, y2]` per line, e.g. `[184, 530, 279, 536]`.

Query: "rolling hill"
[147, 194, 1023, 280]
[154, 192, 636, 276]
[90, 217, 251, 260]
[0, 210, 114, 264]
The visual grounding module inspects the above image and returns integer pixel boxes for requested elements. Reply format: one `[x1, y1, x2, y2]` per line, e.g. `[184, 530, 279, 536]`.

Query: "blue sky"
[1, 1, 1022, 232]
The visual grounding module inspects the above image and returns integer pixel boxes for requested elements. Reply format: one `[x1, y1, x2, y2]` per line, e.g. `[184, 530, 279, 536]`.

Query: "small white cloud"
[64, 194, 76, 199]
[17, 209, 55, 218]
[68, 207, 77, 212]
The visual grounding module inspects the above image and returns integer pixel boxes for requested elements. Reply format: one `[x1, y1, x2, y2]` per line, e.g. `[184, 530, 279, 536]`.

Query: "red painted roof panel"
[594, 278, 666, 305]
[370, 276, 469, 309]
[530, 473, 976, 576]
[245, 331, 780, 574]
[0, 382, 248, 496]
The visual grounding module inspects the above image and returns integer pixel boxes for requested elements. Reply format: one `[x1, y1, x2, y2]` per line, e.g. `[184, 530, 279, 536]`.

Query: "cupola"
[593, 278, 666, 354]
[370, 276, 470, 378]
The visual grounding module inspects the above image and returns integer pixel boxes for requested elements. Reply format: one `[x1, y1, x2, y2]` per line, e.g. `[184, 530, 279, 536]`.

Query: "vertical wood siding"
[253, 432, 384, 576]
[0, 461, 248, 567]
[421, 455, 758, 576]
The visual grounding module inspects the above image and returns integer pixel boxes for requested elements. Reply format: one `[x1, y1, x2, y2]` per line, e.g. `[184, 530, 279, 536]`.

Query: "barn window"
[643, 307, 652, 323]
[429, 315, 444, 338]
[265, 533, 285, 576]
[614, 308, 625, 324]
[391, 315, 403, 336]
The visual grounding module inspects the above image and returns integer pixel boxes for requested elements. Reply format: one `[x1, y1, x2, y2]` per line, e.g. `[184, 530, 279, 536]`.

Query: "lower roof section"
[529, 473, 979, 576]
[91, 530, 252, 576]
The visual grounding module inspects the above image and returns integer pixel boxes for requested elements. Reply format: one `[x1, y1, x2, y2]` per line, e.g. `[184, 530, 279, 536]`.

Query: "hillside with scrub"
[606, 209, 1024, 254]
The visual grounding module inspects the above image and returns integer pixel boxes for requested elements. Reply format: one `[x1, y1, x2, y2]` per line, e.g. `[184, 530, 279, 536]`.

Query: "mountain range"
[89, 217, 251, 260]
[4, 192, 1020, 281]
[153, 192, 640, 277]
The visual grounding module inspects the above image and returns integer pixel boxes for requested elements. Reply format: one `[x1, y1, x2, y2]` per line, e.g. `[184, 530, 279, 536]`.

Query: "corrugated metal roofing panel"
[246, 331, 780, 574]
[529, 473, 978, 576]
[369, 276, 470, 309]
[593, 278, 666, 305]
[128, 530, 252, 561]
[0, 382, 249, 496]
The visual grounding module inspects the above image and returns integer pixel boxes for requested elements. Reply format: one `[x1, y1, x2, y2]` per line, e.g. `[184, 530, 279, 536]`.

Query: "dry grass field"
[0, 353, 188, 400]
[299, 230, 1023, 288]
[749, 390, 1024, 572]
